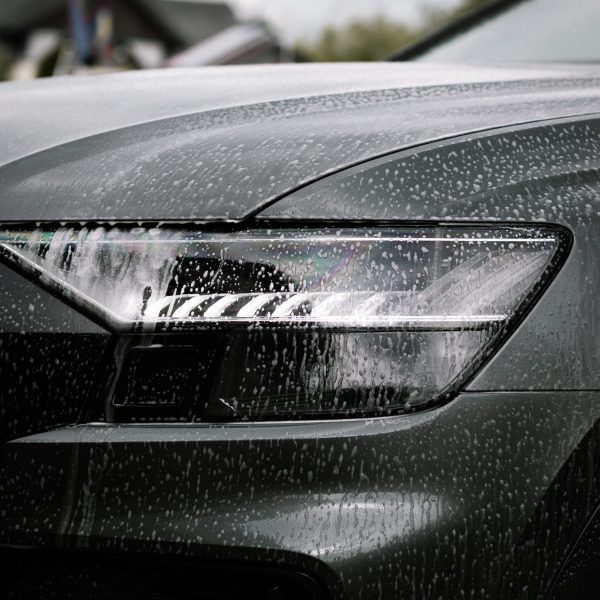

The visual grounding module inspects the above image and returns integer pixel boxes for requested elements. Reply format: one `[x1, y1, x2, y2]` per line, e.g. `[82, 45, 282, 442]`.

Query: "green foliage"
[297, 0, 488, 62]
[297, 16, 421, 62]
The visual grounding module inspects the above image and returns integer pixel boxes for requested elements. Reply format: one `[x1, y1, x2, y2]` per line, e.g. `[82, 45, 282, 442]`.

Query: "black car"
[1, 62, 600, 600]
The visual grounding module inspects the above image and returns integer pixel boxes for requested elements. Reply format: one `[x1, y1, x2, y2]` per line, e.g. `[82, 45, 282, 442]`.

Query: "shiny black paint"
[2, 68, 600, 222]
[0, 264, 109, 446]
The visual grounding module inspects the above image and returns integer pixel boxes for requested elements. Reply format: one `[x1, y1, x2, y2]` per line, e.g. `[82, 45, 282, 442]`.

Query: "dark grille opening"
[1, 548, 331, 600]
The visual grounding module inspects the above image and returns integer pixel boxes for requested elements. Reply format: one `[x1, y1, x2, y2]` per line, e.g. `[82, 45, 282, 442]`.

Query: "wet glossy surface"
[2, 64, 600, 221]
[3, 65, 600, 599]
[2, 391, 600, 599]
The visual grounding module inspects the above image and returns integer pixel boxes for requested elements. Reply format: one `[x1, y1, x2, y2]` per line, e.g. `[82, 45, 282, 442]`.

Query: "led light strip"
[143, 291, 508, 324]
[151, 314, 507, 326]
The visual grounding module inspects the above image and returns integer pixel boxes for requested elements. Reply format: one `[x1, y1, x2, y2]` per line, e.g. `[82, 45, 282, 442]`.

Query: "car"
[391, 0, 600, 63]
[1, 62, 600, 600]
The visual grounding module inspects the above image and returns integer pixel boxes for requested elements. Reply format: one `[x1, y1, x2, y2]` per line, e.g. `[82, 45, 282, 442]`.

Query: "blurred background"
[0, 0, 486, 80]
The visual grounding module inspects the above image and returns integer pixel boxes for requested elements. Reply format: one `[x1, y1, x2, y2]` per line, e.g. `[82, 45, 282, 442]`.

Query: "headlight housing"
[0, 224, 568, 420]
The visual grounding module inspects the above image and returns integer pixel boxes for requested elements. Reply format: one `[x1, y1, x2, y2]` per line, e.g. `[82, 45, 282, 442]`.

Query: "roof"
[1, 62, 600, 221]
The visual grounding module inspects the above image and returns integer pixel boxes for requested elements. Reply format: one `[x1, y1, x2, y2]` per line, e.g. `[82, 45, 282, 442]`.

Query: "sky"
[226, 0, 464, 44]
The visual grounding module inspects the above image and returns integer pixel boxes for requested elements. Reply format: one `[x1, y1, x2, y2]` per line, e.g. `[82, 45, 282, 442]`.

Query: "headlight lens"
[0, 225, 566, 419]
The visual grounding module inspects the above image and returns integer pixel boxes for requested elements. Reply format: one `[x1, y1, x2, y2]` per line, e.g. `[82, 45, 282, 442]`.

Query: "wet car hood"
[1, 62, 600, 222]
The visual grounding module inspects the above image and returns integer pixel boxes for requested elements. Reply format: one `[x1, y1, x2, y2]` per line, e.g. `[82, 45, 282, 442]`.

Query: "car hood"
[1, 62, 600, 222]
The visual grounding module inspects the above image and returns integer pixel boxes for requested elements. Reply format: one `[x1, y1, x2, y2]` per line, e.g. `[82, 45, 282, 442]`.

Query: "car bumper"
[2, 391, 600, 599]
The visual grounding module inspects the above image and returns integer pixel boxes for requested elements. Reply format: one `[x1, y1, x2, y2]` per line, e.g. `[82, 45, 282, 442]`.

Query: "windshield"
[416, 0, 600, 63]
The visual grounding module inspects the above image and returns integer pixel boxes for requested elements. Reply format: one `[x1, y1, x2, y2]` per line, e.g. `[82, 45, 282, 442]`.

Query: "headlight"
[0, 224, 567, 420]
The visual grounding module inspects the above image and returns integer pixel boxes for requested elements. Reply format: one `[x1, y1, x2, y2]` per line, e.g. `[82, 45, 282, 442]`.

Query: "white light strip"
[155, 314, 507, 324]
[236, 293, 279, 318]
[356, 292, 409, 316]
[139, 291, 511, 323]
[203, 295, 240, 318]
[272, 293, 317, 317]
[144, 295, 189, 318]
[172, 295, 211, 318]
[14, 237, 556, 245]
[310, 292, 354, 316]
